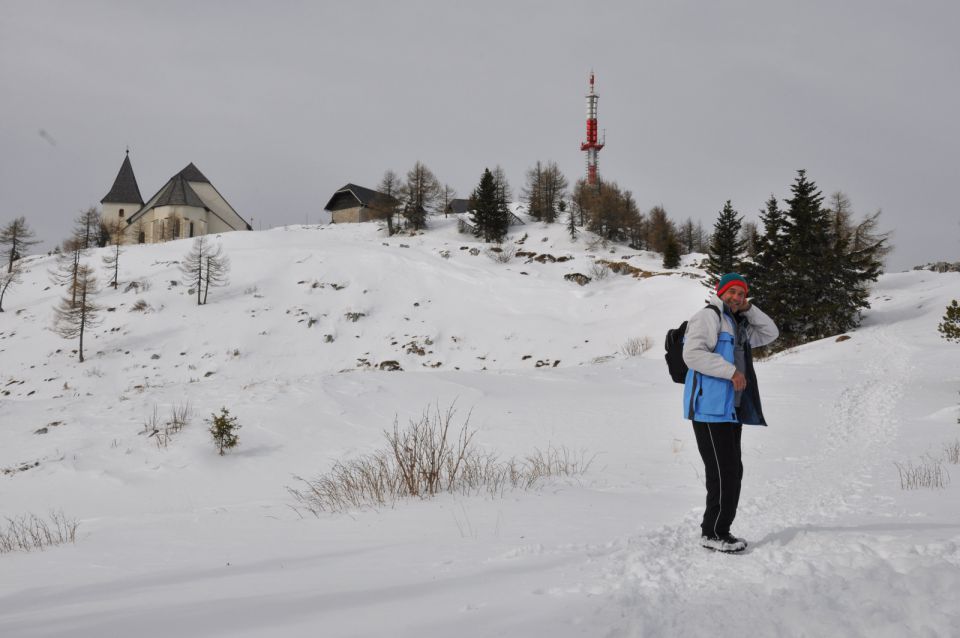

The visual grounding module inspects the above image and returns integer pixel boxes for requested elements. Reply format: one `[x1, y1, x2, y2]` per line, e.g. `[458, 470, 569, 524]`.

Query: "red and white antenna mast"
[580, 71, 605, 187]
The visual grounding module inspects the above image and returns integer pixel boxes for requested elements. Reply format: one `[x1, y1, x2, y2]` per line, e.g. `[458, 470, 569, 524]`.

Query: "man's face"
[720, 285, 748, 312]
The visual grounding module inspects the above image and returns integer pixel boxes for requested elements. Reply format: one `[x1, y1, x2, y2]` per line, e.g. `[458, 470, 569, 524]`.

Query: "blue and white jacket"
[682, 295, 779, 425]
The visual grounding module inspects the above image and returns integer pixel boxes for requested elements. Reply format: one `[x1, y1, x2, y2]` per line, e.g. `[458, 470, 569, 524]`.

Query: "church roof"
[101, 152, 144, 205]
[152, 173, 206, 208]
[176, 162, 210, 183]
[127, 165, 208, 224]
[126, 162, 249, 232]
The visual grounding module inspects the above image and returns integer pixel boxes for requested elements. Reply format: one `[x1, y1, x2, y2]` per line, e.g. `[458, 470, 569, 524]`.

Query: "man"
[682, 272, 779, 553]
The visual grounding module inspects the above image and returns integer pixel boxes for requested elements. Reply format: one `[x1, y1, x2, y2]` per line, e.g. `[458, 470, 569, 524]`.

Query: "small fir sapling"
[208, 407, 241, 455]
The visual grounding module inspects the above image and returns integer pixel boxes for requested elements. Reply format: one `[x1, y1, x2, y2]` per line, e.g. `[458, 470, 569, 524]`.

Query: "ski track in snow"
[576, 324, 960, 637]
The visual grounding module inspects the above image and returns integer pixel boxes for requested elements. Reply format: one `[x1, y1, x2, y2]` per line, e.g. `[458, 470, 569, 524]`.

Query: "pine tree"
[208, 407, 241, 455]
[470, 169, 502, 242]
[662, 232, 682, 269]
[704, 200, 745, 287]
[744, 195, 789, 327]
[491, 166, 511, 243]
[939, 300, 960, 342]
[779, 170, 834, 346]
[1, 217, 40, 273]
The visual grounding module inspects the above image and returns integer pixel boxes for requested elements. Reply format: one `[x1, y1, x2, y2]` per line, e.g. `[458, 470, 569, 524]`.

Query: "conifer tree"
[0, 261, 22, 312]
[180, 237, 230, 305]
[401, 162, 440, 230]
[208, 407, 241, 455]
[739, 221, 760, 258]
[832, 205, 891, 333]
[662, 232, 682, 269]
[101, 219, 124, 289]
[744, 195, 789, 326]
[704, 200, 745, 287]
[372, 170, 402, 236]
[645, 205, 676, 255]
[561, 199, 577, 240]
[470, 168, 507, 243]
[1, 217, 40, 273]
[52, 263, 100, 363]
[779, 170, 835, 345]
[524, 161, 546, 221]
[680, 218, 697, 253]
[202, 250, 230, 305]
[939, 300, 960, 342]
[523, 161, 568, 223]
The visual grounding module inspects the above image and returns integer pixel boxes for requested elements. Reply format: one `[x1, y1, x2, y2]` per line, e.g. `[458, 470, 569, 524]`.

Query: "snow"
[1, 216, 959, 637]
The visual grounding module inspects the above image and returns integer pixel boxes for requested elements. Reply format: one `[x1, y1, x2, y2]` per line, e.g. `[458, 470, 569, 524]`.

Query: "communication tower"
[580, 72, 605, 187]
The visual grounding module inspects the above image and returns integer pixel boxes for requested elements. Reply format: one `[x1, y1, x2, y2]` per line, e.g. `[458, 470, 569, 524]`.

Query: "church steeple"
[101, 150, 144, 205]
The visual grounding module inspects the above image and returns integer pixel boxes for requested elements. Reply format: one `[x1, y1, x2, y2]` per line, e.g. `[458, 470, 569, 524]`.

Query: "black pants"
[692, 420, 743, 538]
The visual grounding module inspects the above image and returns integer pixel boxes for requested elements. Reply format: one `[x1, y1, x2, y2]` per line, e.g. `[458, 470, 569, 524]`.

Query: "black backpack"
[664, 305, 721, 383]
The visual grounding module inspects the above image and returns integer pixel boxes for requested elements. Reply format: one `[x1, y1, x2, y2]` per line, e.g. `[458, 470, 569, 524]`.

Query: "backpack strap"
[706, 304, 721, 334]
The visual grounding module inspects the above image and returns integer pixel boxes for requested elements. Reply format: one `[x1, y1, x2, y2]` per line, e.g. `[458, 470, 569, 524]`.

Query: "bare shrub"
[0, 511, 79, 553]
[131, 299, 149, 312]
[621, 336, 653, 357]
[288, 403, 591, 515]
[585, 236, 608, 252]
[895, 456, 950, 489]
[486, 245, 517, 263]
[387, 403, 476, 497]
[589, 262, 611, 280]
[124, 279, 151, 293]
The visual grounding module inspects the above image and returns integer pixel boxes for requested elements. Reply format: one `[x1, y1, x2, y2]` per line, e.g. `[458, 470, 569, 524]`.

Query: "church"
[101, 152, 250, 244]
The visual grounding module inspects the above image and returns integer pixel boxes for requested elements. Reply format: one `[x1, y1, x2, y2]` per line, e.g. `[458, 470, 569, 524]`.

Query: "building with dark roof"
[100, 151, 145, 233]
[101, 153, 250, 244]
[323, 183, 396, 223]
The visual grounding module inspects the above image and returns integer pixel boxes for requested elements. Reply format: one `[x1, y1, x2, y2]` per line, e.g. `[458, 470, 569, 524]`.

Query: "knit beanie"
[716, 272, 749, 297]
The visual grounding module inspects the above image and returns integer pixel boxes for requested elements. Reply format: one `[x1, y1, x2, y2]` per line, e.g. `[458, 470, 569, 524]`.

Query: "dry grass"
[895, 455, 950, 490]
[142, 402, 192, 448]
[289, 403, 593, 515]
[943, 439, 960, 465]
[0, 511, 79, 554]
[620, 336, 653, 357]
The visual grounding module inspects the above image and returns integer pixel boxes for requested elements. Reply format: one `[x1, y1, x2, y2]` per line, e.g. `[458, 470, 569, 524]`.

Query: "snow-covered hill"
[1, 217, 958, 637]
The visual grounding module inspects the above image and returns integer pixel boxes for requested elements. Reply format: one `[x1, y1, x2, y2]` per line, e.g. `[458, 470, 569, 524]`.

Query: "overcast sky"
[2, 0, 957, 270]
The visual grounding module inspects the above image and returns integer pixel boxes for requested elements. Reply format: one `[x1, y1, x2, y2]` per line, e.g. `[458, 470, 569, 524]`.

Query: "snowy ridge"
[1, 220, 959, 637]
